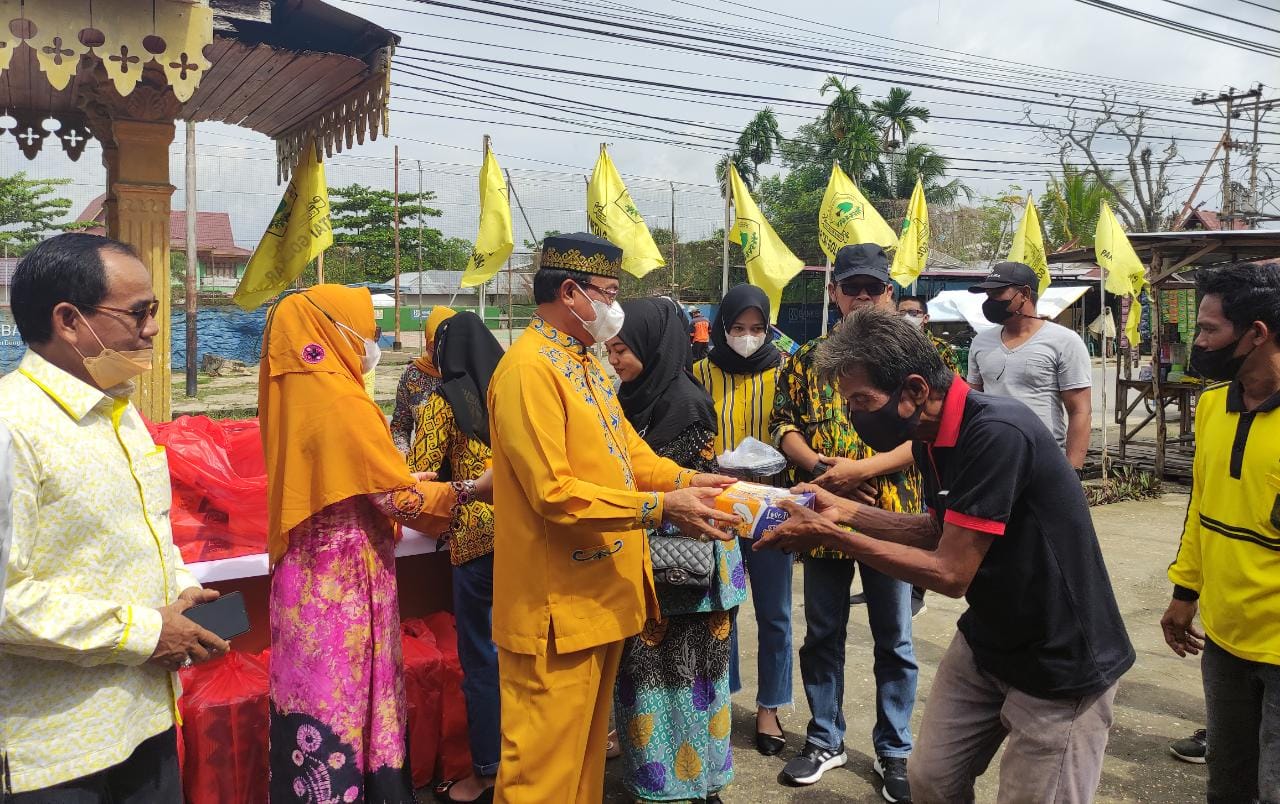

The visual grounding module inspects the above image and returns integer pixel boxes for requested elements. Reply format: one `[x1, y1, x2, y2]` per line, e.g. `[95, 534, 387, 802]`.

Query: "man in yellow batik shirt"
[0, 234, 229, 802]
[487, 233, 737, 803]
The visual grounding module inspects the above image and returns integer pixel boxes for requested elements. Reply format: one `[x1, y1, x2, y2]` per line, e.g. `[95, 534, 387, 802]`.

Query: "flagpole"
[820, 257, 832, 336]
[721, 163, 731, 300]
[504, 166, 514, 346]
[416, 159, 424, 316]
[1100, 271, 1109, 476]
[393, 144, 402, 351]
[480, 136, 492, 323]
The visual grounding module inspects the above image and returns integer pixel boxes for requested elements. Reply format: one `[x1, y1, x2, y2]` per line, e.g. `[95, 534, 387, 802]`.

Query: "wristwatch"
[811, 459, 831, 476]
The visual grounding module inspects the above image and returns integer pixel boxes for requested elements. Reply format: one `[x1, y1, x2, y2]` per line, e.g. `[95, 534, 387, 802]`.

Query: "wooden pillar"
[84, 77, 183, 422]
[1150, 254, 1166, 480]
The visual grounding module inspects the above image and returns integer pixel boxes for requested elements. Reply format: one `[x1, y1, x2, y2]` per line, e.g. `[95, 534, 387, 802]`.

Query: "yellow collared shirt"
[488, 316, 694, 656]
[0, 351, 198, 793]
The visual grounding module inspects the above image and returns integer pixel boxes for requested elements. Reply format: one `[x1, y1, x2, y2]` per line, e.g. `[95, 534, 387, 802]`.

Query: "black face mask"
[982, 294, 1021, 325]
[849, 386, 922, 453]
[1190, 336, 1249, 381]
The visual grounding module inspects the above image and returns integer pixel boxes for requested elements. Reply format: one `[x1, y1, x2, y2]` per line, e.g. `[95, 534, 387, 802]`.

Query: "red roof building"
[77, 195, 252, 289]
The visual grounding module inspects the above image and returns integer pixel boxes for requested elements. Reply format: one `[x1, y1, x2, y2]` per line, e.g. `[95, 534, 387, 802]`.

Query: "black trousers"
[6, 728, 181, 804]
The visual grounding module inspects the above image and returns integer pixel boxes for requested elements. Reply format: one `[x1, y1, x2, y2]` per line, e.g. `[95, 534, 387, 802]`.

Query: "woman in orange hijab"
[389, 305, 456, 453]
[260, 286, 489, 804]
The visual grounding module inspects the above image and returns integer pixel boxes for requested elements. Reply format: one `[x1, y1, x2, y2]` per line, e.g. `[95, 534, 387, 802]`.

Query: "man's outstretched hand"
[754, 499, 850, 554]
[663, 486, 740, 541]
[691, 473, 738, 489]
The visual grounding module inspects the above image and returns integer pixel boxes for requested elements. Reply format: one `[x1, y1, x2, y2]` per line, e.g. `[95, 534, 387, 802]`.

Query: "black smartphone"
[183, 591, 251, 641]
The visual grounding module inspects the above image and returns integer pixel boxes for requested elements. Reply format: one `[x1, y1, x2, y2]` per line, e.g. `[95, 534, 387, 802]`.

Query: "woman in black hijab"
[691, 284, 794, 758]
[408, 311, 505, 804]
[604, 296, 745, 804]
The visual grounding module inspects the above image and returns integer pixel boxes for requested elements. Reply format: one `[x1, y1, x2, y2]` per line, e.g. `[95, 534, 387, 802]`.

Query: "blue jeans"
[799, 556, 917, 758]
[453, 552, 501, 777]
[729, 538, 794, 708]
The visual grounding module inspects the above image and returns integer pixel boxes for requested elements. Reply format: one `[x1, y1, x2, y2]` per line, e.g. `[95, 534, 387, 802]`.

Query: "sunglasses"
[838, 280, 888, 298]
[78, 300, 161, 330]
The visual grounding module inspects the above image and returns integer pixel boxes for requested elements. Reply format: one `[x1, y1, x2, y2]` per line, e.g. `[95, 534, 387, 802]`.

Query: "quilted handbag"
[649, 531, 714, 588]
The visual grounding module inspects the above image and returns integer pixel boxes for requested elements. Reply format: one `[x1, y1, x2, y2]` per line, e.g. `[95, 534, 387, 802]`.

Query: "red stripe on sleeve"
[944, 509, 1007, 536]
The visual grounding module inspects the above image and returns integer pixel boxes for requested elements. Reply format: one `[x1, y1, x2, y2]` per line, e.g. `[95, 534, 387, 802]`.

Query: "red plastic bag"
[146, 416, 268, 562]
[402, 632, 445, 788]
[178, 650, 270, 804]
[405, 614, 473, 780]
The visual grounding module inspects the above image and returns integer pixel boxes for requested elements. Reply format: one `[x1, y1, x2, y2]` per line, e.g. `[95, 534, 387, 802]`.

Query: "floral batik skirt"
[268, 498, 417, 803]
[615, 608, 736, 802]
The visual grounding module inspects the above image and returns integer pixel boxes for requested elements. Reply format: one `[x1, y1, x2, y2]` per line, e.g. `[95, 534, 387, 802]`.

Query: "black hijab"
[616, 297, 717, 451]
[707, 284, 782, 375]
[434, 311, 504, 446]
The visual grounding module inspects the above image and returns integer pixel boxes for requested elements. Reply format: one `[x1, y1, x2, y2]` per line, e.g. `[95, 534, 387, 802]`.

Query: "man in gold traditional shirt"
[488, 233, 737, 803]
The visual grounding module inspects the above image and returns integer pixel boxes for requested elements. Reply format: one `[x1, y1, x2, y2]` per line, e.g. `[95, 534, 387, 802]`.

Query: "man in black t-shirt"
[756, 307, 1134, 803]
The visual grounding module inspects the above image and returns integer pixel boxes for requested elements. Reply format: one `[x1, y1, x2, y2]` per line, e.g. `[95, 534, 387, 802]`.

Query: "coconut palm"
[715, 150, 758, 196]
[816, 76, 881, 183]
[867, 143, 970, 204]
[872, 87, 931, 149]
[1038, 164, 1126, 248]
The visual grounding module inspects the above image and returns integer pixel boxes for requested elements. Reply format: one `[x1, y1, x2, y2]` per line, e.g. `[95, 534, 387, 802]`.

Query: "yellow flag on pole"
[889, 178, 929, 287]
[727, 163, 802, 323]
[817, 163, 897, 261]
[587, 145, 665, 277]
[1094, 200, 1147, 346]
[1007, 193, 1050, 294]
[233, 142, 332, 310]
[460, 146, 514, 289]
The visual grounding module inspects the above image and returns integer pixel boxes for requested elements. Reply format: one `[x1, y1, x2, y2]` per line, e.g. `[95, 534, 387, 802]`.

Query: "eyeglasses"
[838, 280, 887, 298]
[78, 300, 160, 330]
[900, 309, 925, 318]
[579, 282, 620, 302]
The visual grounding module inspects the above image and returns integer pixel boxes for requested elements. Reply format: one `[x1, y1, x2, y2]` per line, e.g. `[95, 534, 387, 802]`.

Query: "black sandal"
[755, 709, 786, 757]
[433, 780, 495, 804]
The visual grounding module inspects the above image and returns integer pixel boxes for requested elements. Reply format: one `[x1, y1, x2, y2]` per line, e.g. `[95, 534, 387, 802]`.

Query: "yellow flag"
[818, 163, 897, 261]
[587, 146, 666, 278]
[233, 142, 332, 310]
[1094, 200, 1147, 346]
[1007, 193, 1050, 294]
[727, 163, 802, 323]
[460, 147, 514, 288]
[889, 178, 929, 287]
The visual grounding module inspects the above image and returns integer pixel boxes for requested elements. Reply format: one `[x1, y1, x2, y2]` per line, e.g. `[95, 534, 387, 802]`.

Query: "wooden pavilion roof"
[0, 0, 397, 180]
[1048, 229, 1280, 283]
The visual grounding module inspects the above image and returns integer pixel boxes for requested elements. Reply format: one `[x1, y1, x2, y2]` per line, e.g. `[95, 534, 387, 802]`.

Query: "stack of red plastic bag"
[403, 613, 473, 782]
[146, 416, 268, 562]
[178, 650, 271, 804]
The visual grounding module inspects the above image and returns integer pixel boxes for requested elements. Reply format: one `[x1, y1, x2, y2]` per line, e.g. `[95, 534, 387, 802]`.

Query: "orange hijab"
[259, 285, 417, 565]
[412, 305, 456, 377]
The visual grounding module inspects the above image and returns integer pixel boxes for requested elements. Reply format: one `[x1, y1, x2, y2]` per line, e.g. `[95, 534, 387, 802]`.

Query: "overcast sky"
[3, 0, 1276, 251]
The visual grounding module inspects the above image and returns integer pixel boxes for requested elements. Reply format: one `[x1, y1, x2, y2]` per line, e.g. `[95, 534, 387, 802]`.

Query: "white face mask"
[570, 284, 625, 344]
[901, 313, 926, 330]
[726, 332, 766, 358]
[337, 321, 382, 374]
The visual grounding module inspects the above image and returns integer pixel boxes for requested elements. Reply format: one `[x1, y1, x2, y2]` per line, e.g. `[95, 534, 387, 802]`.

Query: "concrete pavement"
[604, 493, 1208, 802]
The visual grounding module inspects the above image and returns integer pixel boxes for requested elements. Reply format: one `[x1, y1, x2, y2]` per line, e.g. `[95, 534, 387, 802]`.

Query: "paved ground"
[604, 494, 1209, 803]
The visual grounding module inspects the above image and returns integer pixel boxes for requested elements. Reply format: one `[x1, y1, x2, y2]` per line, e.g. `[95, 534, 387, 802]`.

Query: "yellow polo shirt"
[488, 316, 693, 656]
[0, 351, 199, 793]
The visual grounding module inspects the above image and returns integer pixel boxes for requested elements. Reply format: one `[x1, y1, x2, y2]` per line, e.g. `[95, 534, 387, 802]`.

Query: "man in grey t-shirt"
[967, 262, 1093, 469]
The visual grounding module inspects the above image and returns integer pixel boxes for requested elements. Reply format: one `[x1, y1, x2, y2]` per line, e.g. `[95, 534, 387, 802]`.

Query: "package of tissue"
[713, 481, 815, 540]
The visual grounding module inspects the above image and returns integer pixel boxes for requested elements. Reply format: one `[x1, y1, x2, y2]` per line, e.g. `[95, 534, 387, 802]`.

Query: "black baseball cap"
[968, 261, 1039, 293]
[832, 243, 890, 283]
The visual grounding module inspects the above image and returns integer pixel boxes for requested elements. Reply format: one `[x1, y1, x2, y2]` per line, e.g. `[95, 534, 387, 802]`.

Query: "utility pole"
[1231, 94, 1279, 225]
[1192, 85, 1260, 223]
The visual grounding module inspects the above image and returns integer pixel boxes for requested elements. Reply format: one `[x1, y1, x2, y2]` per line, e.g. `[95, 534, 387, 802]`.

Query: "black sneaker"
[1169, 728, 1207, 763]
[781, 742, 848, 786]
[874, 756, 911, 802]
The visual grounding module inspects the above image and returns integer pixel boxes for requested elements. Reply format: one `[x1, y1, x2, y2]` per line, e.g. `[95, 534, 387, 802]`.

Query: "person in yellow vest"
[0, 233, 230, 801]
[488, 233, 739, 803]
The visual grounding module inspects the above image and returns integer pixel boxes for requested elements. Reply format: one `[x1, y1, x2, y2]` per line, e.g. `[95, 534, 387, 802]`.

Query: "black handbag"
[648, 531, 715, 588]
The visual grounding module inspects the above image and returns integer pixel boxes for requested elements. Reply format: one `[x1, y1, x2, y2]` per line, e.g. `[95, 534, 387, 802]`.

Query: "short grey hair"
[815, 307, 954, 393]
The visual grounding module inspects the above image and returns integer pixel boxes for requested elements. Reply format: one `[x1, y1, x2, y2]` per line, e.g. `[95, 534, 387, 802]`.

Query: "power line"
[1071, 0, 1280, 57]
[1149, 0, 1280, 34]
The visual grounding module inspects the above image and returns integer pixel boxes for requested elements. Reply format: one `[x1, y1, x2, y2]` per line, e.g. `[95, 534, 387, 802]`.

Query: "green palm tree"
[736, 108, 783, 169]
[867, 144, 970, 204]
[817, 76, 880, 182]
[871, 87, 930, 149]
[1038, 165, 1127, 249]
[715, 150, 758, 196]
